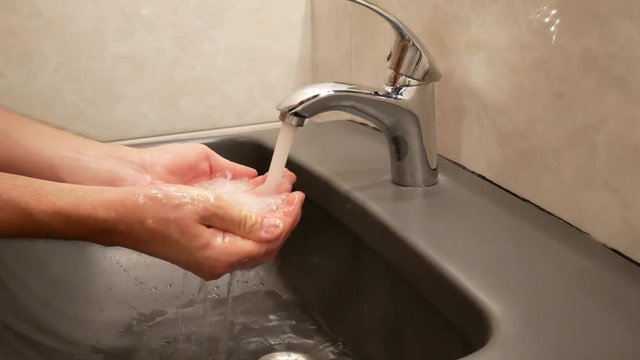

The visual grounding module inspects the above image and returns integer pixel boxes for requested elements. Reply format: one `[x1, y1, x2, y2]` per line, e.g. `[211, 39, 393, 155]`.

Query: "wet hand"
[136, 143, 257, 185]
[102, 184, 304, 280]
[248, 169, 297, 195]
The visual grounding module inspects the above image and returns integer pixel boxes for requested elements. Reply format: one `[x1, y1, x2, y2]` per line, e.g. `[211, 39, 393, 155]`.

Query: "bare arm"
[0, 108, 145, 185]
[0, 108, 258, 186]
[0, 108, 305, 279]
[0, 172, 118, 240]
[0, 171, 304, 279]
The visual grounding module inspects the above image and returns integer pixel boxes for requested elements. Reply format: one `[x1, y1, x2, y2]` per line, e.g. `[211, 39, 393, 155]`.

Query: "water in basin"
[89, 276, 349, 359]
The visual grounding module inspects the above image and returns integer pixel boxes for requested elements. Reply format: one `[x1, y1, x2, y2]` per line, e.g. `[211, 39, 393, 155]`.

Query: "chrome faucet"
[277, 0, 441, 187]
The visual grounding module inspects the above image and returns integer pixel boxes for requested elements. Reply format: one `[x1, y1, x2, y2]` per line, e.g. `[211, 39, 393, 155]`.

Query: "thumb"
[199, 197, 284, 242]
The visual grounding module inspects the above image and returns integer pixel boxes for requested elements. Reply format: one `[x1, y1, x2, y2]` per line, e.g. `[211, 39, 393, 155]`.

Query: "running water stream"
[217, 272, 236, 360]
[202, 122, 299, 359]
[259, 122, 298, 194]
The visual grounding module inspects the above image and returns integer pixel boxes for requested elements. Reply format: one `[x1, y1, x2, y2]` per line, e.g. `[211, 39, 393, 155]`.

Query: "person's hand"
[100, 183, 304, 280]
[0, 108, 257, 188]
[248, 169, 298, 196]
[136, 143, 257, 185]
[61, 143, 258, 187]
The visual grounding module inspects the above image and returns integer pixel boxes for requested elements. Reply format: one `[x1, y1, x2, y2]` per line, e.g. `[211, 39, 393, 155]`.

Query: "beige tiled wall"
[0, 0, 311, 141]
[312, 0, 640, 261]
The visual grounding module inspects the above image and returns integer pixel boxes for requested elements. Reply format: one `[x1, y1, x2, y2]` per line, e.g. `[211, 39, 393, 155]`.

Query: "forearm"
[0, 172, 120, 242]
[0, 108, 146, 186]
[0, 171, 305, 280]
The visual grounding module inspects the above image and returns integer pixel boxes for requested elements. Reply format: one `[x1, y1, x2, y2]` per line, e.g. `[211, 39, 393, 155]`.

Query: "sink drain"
[258, 352, 313, 360]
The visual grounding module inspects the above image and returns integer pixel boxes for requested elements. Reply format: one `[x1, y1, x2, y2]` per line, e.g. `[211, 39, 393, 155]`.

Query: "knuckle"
[239, 211, 257, 235]
[196, 144, 212, 157]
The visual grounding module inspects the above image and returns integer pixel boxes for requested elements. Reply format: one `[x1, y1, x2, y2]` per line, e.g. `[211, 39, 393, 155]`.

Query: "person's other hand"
[100, 184, 304, 280]
[69, 143, 257, 187]
[248, 169, 297, 196]
[136, 143, 257, 185]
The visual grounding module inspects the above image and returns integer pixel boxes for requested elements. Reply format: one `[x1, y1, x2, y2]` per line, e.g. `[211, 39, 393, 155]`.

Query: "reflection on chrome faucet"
[277, 0, 441, 187]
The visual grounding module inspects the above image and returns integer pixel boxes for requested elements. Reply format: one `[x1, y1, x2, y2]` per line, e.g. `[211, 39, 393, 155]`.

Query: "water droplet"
[166, 283, 173, 289]
[151, 286, 157, 292]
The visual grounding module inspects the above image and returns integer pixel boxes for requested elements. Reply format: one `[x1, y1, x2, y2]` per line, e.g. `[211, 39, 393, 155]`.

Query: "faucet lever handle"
[348, 0, 441, 85]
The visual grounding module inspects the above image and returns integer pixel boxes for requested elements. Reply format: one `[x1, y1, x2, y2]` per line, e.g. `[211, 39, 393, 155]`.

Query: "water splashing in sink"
[218, 271, 236, 360]
[195, 122, 301, 358]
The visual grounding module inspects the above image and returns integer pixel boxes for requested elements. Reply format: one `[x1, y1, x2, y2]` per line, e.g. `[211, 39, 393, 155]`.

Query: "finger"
[196, 230, 268, 279]
[278, 191, 304, 239]
[206, 192, 305, 276]
[258, 241, 285, 265]
[247, 174, 267, 187]
[268, 169, 297, 186]
[281, 169, 297, 184]
[248, 169, 295, 187]
[253, 191, 305, 256]
[233, 237, 285, 270]
[251, 179, 293, 196]
[266, 191, 305, 247]
[274, 174, 296, 193]
[199, 197, 285, 243]
[209, 151, 258, 180]
[234, 252, 271, 270]
[249, 169, 297, 195]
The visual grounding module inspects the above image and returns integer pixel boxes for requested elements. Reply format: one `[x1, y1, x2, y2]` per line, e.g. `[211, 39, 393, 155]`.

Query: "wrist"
[44, 183, 126, 244]
[0, 173, 128, 243]
[58, 143, 151, 187]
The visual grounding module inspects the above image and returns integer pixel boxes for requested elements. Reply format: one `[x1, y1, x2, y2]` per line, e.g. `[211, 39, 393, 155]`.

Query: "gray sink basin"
[1, 121, 639, 360]
[0, 133, 487, 360]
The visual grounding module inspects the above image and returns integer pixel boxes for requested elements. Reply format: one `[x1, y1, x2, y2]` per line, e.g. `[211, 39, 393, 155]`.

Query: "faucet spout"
[278, 82, 438, 187]
[276, 1, 440, 187]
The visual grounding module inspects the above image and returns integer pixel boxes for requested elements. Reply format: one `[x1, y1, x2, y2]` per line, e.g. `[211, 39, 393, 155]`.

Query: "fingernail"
[262, 217, 283, 236]
[283, 193, 304, 213]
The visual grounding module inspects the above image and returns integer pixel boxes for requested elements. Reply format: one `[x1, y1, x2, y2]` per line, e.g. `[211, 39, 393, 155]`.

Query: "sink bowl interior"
[0, 138, 488, 359]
